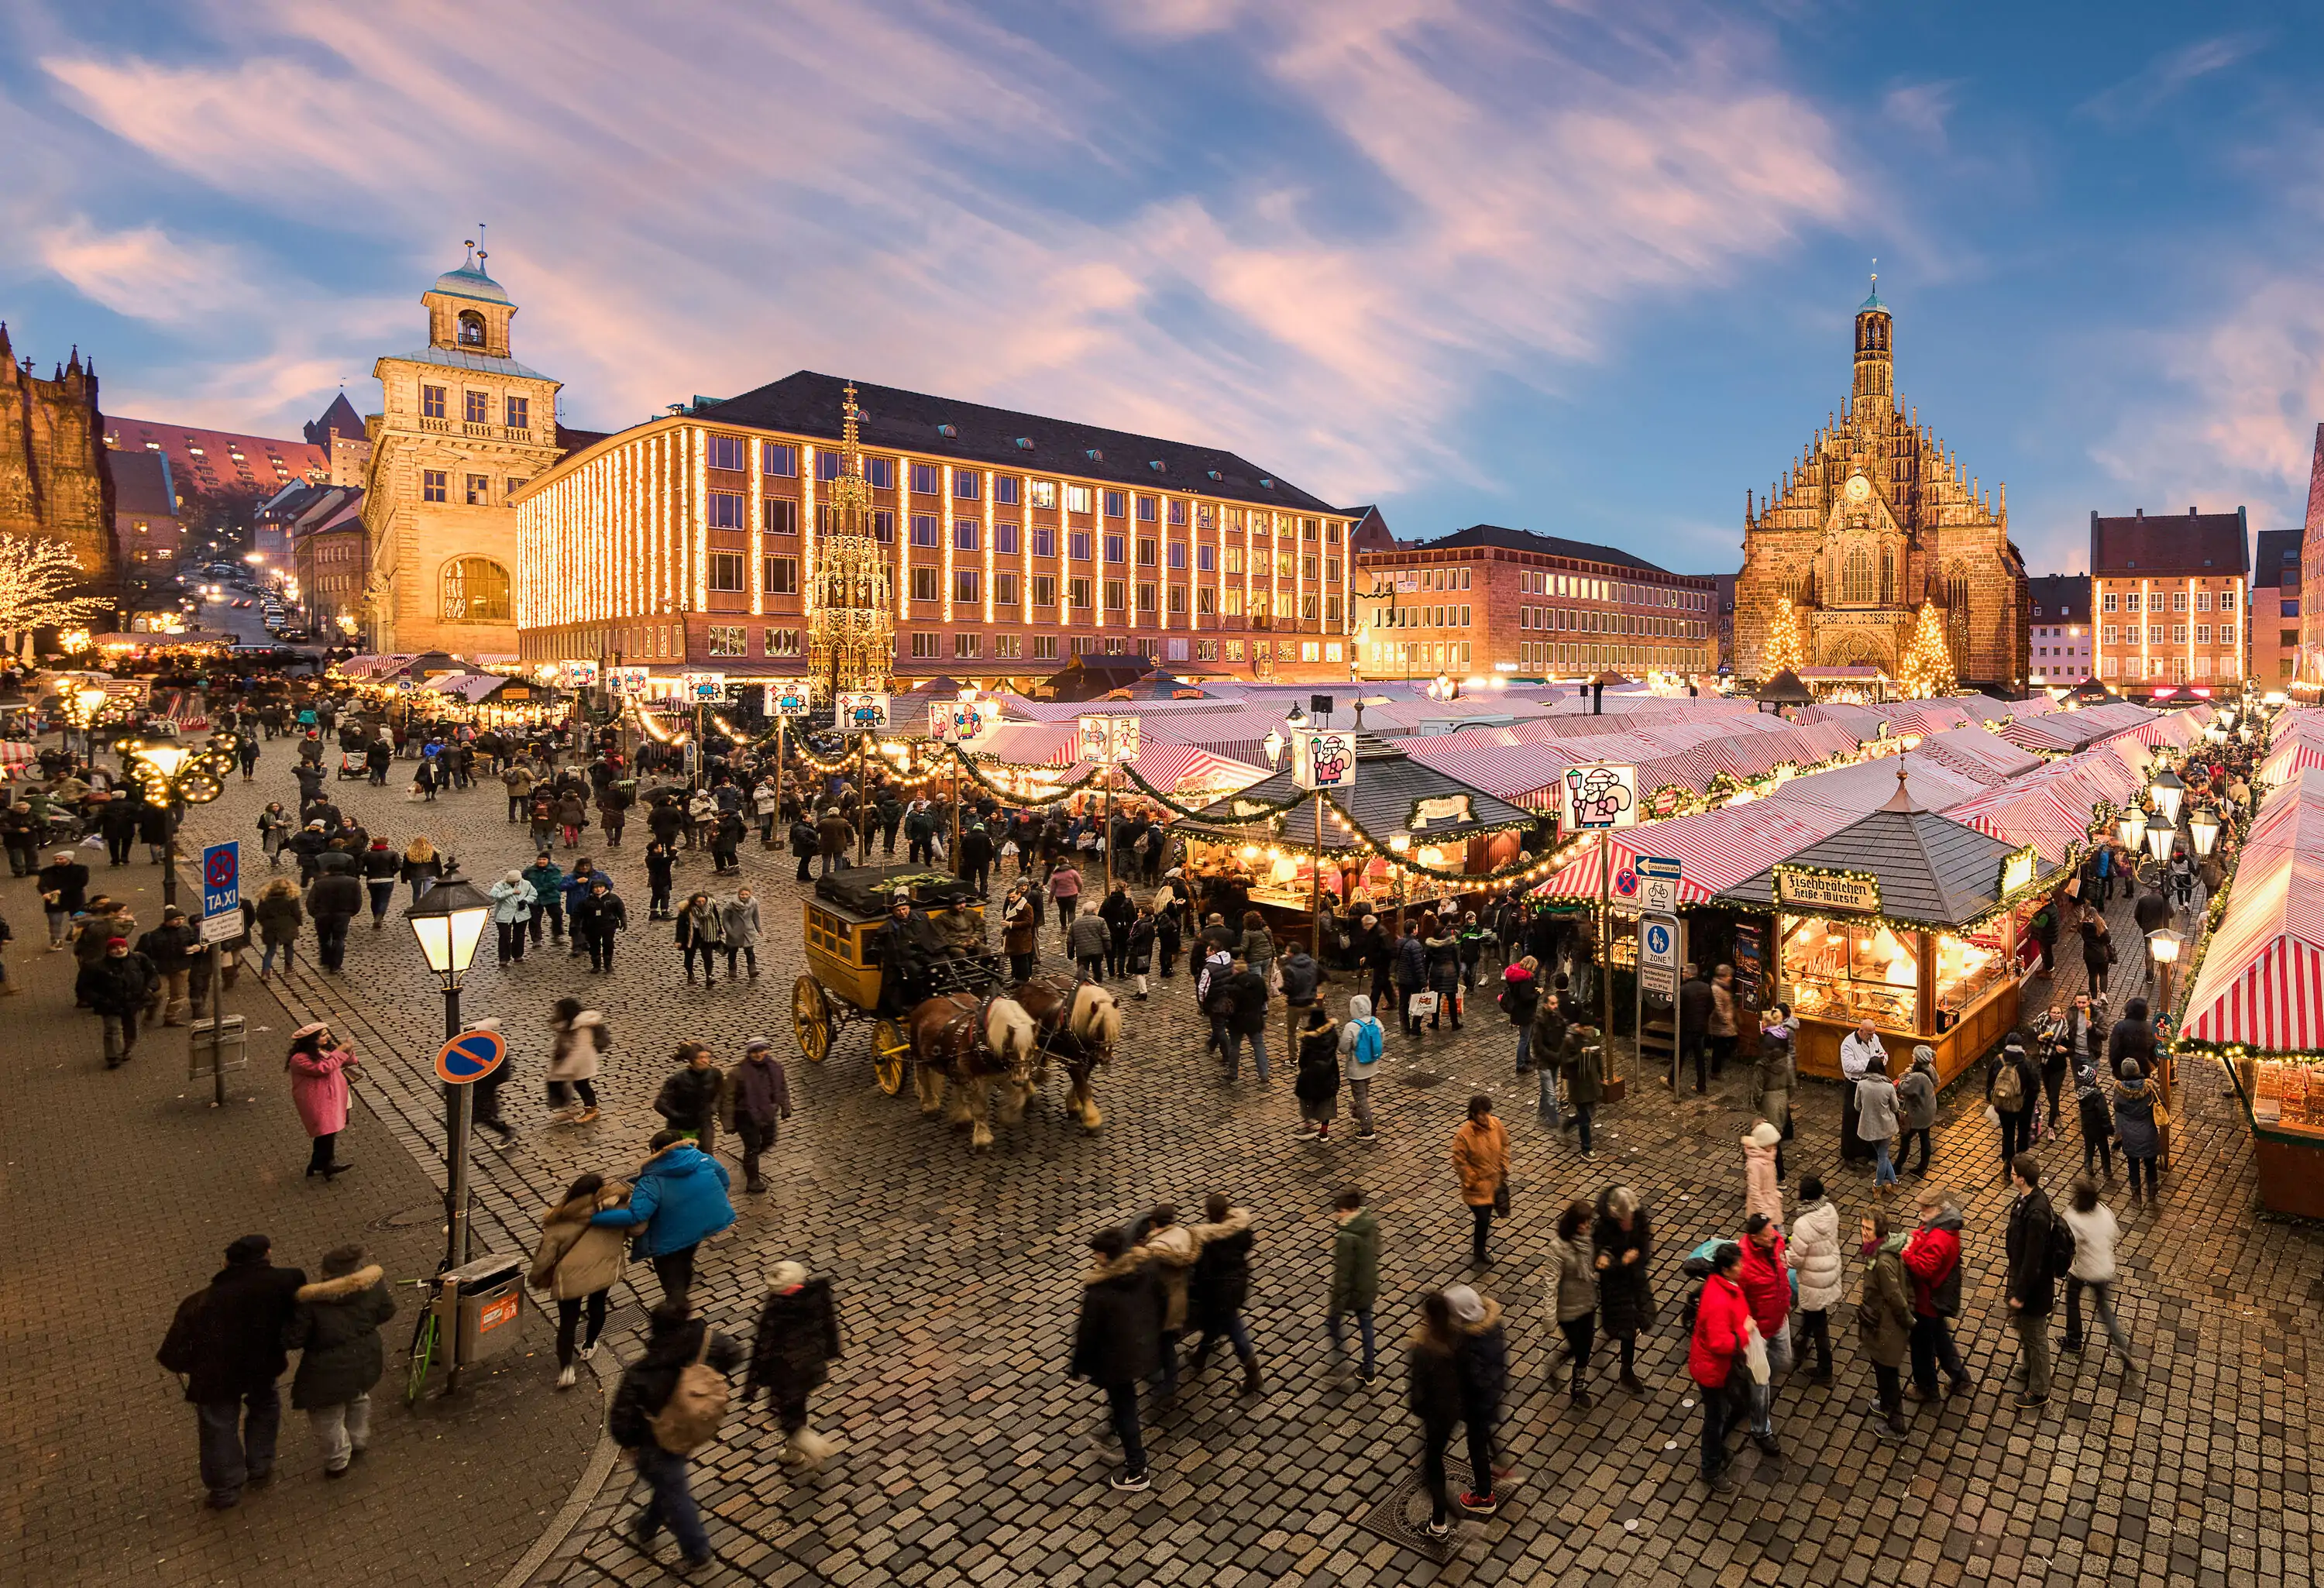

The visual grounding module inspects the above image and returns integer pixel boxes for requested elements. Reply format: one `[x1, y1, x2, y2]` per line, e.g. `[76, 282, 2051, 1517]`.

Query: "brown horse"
[903, 992, 1040, 1150]
[1006, 974, 1125, 1132]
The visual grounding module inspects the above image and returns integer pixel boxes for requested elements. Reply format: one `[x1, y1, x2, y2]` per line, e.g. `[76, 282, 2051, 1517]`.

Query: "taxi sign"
[434, 1029, 507, 1085]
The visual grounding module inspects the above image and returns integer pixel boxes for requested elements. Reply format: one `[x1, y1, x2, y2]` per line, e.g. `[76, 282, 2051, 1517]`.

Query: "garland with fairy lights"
[1115, 760, 1311, 823]
[949, 749, 1109, 806]
[1174, 781, 1563, 889]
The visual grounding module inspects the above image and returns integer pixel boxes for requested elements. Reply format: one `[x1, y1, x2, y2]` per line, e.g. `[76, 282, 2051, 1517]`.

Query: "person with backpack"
[2113, 1061, 2163, 1206]
[1541, 1198, 1600, 1408]
[590, 1129, 737, 1303]
[2075, 1060, 2116, 1180]
[1186, 1193, 1262, 1394]
[745, 1261, 844, 1469]
[1329, 1185, 1380, 1385]
[1500, 954, 1539, 1073]
[610, 1299, 744, 1572]
[1339, 994, 1385, 1142]
[283, 1243, 396, 1478]
[2003, 1153, 2065, 1408]
[1901, 1185, 1975, 1401]
[1071, 1225, 1164, 1493]
[1987, 1036, 2039, 1174]
[157, 1233, 307, 1509]
[1222, 956, 1271, 1083]
[1857, 1212, 1914, 1442]
[2058, 1174, 2137, 1381]
[1452, 1095, 1510, 1267]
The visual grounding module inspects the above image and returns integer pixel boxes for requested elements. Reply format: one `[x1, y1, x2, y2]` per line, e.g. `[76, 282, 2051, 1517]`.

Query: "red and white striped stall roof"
[1533, 802, 1843, 904]
[2182, 767, 2324, 1050]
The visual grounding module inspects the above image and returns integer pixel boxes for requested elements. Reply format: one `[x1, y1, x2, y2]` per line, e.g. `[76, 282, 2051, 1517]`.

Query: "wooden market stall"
[1715, 770, 2063, 1086]
[1177, 733, 1545, 938]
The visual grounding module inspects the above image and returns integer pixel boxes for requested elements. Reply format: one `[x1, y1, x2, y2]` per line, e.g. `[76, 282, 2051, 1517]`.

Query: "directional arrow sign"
[434, 1028, 507, 1085]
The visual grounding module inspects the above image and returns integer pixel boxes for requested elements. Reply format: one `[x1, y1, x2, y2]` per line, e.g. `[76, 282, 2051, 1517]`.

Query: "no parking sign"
[434, 1029, 506, 1085]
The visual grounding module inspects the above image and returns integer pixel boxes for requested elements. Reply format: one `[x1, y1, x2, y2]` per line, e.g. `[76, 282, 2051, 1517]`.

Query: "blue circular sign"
[1645, 923, 1672, 957]
[435, 1029, 506, 1084]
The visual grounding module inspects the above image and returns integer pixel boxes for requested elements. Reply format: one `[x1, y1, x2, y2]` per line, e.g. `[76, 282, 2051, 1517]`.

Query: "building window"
[422, 469, 448, 503]
[421, 385, 446, 420]
[873, 510, 895, 542]
[911, 567, 940, 602]
[1068, 531, 1092, 561]
[995, 572, 1020, 607]
[2196, 624, 2212, 644]
[953, 632, 982, 658]
[2171, 591, 2189, 612]
[1032, 574, 1057, 607]
[995, 522, 1019, 555]
[2171, 624, 2188, 645]
[1841, 547, 1874, 604]
[1032, 634, 1058, 660]
[1225, 589, 1244, 617]
[910, 514, 940, 548]
[1135, 495, 1157, 522]
[707, 625, 746, 657]
[505, 395, 530, 430]
[995, 634, 1023, 658]
[764, 497, 798, 535]
[455, 308, 486, 348]
[764, 627, 802, 656]
[1032, 525, 1055, 557]
[440, 557, 511, 621]
[953, 471, 981, 501]
[507, 476, 528, 496]
[1136, 537, 1157, 567]
[1197, 545, 1215, 573]
[464, 390, 490, 425]
[2195, 590, 2212, 612]
[2102, 625, 2119, 646]
[1068, 577, 1092, 610]
[1062, 484, 1091, 514]
[994, 476, 1019, 506]
[1103, 535, 1126, 565]
[1103, 579, 1127, 610]
[1198, 588, 1217, 615]
[709, 552, 745, 593]
[1197, 639, 1219, 661]
[1095, 489, 1122, 518]
[706, 435, 747, 471]
[954, 569, 980, 603]
[1301, 641, 1320, 662]
[2125, 592, 2140, 613]
[1167, 542, 1186, 571]
[1167, 585, 1186, 614]
[763, 556, 798, 595]
[1226, 640, 1246, 661]
[762, 442, 797, 477]
[706, 491, 747, 528]
[910, 462, 940, 495]
[466, 474, 490, 505]
[911, 632, 940, 658]
[816, 451, 842, 483]
[853, 457, 888, 490]
[2221, 625, 2237, 648]
[954, 519, 980, 552]
[1030, 480, 1058, 510]
[1166, 499, 1187, 527]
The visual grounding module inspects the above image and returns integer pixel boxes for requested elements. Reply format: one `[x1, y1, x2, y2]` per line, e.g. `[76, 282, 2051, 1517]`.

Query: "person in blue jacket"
[521, 854, 566, 947]
[560, 859, 612, 957]
[590, 1130, 735, 1303]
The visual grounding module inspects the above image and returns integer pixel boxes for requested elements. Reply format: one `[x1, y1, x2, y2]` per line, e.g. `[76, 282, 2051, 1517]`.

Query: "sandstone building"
[0, 326, 115, 582]
[1731, 287, 2028, 690]
[361, 246, 562, 658]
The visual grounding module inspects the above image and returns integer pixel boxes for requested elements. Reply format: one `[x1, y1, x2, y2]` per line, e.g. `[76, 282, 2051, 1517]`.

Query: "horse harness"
[930, 992, 1009, 1074]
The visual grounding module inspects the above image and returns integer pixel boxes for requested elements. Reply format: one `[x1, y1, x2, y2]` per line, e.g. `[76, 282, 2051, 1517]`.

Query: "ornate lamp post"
[2188, 807, 2223, 861]
[2150, 766, 2186, 826]
[129, 735, 232, 910]
[406, 875, 493, 1271]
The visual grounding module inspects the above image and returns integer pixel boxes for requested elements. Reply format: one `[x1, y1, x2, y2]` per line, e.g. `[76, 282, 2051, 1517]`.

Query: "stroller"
[337, 750, 369, 781]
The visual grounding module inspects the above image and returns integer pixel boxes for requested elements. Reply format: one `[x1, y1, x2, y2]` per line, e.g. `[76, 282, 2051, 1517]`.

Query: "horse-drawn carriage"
[789, 864, 1124, 1147]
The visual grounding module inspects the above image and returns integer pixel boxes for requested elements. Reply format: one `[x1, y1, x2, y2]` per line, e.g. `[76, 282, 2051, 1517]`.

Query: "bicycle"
[404, 1278, 443, 1404]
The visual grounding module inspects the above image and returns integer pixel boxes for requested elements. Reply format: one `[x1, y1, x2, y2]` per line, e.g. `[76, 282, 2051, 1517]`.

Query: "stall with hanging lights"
[1714, 768, 2067, 1085]
[1172, 730, 1554, 937]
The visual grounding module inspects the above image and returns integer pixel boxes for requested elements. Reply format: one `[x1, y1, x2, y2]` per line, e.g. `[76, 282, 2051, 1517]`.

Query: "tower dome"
[1852, 272, 1893, 404]
[421, 242, 517, 356]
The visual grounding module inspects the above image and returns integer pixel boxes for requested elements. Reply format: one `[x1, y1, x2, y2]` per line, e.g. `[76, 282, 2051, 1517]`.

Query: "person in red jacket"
[1734, 1214, 1789, 1459]
[1688, 1242, 1750, 1492]
[1900, 1186, 1976, 1400]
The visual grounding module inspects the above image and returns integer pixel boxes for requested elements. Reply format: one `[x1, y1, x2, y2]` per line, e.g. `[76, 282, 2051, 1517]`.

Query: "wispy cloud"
[2079, 33, 2263, 129]
[26, 0, 1849, 504]
[1882, 79, 1962, 146]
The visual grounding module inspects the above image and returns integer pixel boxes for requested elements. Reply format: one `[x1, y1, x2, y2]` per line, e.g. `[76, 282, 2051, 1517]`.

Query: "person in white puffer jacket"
[1785, 1177, 1844, 1384]
[2059, 1174, 2137, 1380]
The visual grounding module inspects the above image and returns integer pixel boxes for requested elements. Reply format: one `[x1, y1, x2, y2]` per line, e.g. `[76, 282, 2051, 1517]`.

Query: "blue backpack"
[1350, 1018, 1384, 1069]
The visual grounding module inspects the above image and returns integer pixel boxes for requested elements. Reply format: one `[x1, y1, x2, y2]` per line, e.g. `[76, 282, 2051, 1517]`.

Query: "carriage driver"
[874, 896, 952, 1017]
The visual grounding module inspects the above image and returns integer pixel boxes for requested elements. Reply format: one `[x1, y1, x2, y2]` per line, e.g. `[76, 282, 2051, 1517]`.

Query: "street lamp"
[2147, 926, 2187, 1027]
[2150, 767, 2186, 825]
[1284, 703, 1310, 732]
[2143, 810, 2175, 864]
[72, 684, 109, 761]
[2188, 807, 2223, 859]
[2115, 809, 2144, 854]
[130, 736, 230, 911]
[407, 873, 493, 1272]
[1262, 726, 1285, 765]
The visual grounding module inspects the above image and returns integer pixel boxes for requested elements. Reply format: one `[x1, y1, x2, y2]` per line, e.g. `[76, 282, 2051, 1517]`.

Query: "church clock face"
[1844, 473, 1871, 503]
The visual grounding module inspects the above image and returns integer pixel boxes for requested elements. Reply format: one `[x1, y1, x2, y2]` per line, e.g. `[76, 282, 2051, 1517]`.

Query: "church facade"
[1731, 290, 2028, 691]
[0, 327, 115, 583]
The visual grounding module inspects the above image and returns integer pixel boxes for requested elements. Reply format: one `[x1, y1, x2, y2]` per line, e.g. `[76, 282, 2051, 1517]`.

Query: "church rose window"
[441, 556, 511, 622]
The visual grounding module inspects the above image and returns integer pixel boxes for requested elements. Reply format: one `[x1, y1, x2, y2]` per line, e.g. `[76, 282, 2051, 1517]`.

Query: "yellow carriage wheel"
[791, 975, 830, 1063]
[871, 1019, 909, 1096]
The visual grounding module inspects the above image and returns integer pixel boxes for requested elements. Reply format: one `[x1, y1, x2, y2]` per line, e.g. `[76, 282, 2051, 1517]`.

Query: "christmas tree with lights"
[1763, 596, 1807, 676]
[1898, 600, 1956, 699]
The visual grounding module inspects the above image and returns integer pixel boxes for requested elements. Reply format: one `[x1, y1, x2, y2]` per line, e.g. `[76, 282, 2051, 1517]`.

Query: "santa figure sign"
[1292, 730, 1359, 792]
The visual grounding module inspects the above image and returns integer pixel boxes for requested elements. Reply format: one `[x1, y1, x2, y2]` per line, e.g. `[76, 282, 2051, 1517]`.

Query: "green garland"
[947, 747, 1109, 806]
[1116, 759, 1309, 822]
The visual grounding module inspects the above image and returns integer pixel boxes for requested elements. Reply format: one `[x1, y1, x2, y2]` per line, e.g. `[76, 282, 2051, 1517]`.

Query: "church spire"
[1853, 268, 1893, 405]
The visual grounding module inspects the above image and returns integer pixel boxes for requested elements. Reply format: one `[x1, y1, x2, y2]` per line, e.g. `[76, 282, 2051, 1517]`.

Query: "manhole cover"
[1353, 1456, 1475, 1562]
[1397, 1071, 1449, 1088]
[370, 1206, 436, 1230]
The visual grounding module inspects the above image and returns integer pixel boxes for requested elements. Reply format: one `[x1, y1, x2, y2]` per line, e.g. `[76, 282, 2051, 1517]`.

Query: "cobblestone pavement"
[114, 749, 2324, 1587]
[0, 796, 604, 1588]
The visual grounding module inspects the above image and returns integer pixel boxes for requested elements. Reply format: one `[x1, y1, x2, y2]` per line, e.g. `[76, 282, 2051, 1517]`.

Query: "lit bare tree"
[0, 535, 113, 637]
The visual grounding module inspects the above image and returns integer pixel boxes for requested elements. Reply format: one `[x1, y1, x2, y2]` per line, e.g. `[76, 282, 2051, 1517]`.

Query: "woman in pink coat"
[287, 1021, 356, 1179]
[1740, 1119, 1783, 1229]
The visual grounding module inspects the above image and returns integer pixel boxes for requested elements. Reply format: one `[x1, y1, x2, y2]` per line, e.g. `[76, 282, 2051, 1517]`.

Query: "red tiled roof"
[101, 413, 328, 497]
[2089, 507, 2247, 577]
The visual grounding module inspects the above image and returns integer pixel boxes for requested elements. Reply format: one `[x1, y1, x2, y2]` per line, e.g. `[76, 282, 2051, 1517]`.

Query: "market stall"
[1176, 732, 1547, 935]
[1715, 769, 2064, 1085]
[2176, 759, 2324, 1217]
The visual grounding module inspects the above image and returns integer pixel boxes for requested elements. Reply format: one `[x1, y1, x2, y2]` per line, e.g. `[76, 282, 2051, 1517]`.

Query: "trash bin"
[187, 1014, 247, 1079]
[437, 1253, 526, 1367]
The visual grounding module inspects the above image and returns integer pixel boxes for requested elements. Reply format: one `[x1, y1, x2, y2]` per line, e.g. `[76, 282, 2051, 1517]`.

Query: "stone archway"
[1821, 631, 1890, 670]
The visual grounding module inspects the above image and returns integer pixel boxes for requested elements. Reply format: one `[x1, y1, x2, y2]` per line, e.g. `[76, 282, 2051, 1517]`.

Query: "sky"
[5, 0, 2322, 577]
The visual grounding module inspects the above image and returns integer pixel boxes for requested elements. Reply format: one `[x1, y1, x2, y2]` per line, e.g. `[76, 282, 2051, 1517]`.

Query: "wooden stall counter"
[1792, 974, 2018, 1088]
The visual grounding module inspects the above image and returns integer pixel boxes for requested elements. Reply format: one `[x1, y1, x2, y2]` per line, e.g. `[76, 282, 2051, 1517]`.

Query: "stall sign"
[562, 661, 600, 686]
[1559, 764, 1637, 830]
[608, 665, 650, 693]
[1774, 864, 1881, 914]
[1075, 715, 1140, 763]
[951, 696, 995, 747]
[1409, 792, 1473, 829]
[929, 702, 960, 743]
[1996, 847, 2036, 898]
[681, 671, 725, 702]
[836, 692, 890, 733]
[1291, 730, 1358, 791]
[1638, 855, 1681, 916]
[768, 679, 813, 717]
